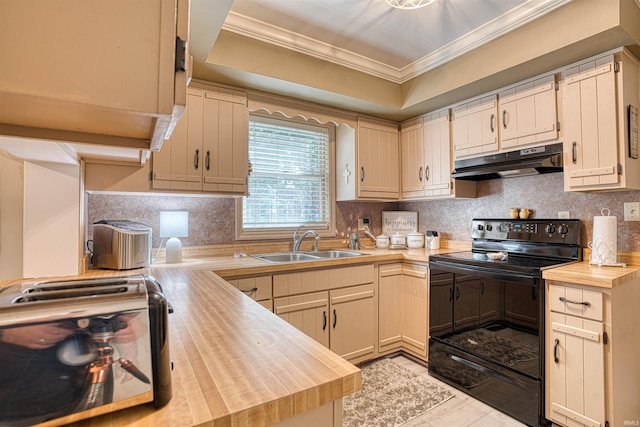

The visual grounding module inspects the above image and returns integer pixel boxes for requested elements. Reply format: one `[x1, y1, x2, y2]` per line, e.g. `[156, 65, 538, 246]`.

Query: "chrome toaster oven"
[92, 220, 152, 270]
[0, 275, 172, 426]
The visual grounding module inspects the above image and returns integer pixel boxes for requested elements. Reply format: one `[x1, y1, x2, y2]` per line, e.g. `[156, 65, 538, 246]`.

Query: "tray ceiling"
[223, 0, 571, 83]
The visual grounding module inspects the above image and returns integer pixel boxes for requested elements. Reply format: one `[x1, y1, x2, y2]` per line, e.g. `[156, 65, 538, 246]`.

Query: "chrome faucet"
[293, 225, 319, 252]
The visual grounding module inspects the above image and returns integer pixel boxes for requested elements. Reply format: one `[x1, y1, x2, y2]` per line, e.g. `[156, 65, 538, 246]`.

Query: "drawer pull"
[559, 296, 591, 307]
[240, 287, 258, 294]
[554, 338, 560, 364]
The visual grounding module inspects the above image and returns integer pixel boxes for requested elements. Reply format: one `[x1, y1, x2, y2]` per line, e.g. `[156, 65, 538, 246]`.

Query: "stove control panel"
[472, 219, 580, 244]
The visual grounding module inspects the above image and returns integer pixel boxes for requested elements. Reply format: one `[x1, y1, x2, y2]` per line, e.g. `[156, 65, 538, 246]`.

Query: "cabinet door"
[152, 88, 203, 190]
[548, 311, 605, 427]
[202, 86, 249, 194]
[330, 284, 375, 362]
[424, 112, 453, 197]
[378, 264, 403, 353]
[357, 119, 400, 199]
[400, 122, 424, 198]
[452, 95, 498, 159]
[499, 77, 558, 149]
[562, 60, 619, 189]
[401, 264, 428, 358]
[274, 291, 329, 348]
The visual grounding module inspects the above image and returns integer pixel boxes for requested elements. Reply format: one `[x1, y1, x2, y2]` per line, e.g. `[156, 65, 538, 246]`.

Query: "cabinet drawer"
[227, 275, 272, 302]
[549, 284, 603, 321]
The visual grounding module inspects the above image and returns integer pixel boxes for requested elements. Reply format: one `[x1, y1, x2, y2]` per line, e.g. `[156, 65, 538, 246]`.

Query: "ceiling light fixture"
[385, 0, 437, 9]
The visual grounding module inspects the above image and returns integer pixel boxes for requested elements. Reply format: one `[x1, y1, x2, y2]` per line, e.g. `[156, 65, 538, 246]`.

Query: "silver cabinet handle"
[425, 165, 429, 181]
[554, 338, 560, 364]
[361, 167, 365, 182]
[559, 296, 591, 307]
[194, 149, 200, 170]
[502, 110, 507, 129]
[205, 150, 211, 171]
[490, 113, 495, 133]
[419, 166, 423, 182]
[572, 141, 577, 164]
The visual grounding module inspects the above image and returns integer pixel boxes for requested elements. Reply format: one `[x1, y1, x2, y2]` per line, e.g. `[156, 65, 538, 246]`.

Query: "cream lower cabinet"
[226, 275, 273, 311]
[378, 263, 428, 360]
[546, 280, 640, 427]
[273, 265, 375, 364]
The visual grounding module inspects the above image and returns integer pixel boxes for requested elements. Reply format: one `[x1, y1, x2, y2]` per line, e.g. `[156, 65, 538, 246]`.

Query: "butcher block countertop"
[542, 260, 640, 288]
[54, 267, 362, 427]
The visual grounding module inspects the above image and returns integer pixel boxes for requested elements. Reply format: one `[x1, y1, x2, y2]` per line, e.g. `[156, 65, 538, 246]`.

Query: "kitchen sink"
[305, 250, 365, 258]
[252, 250, 365, 263]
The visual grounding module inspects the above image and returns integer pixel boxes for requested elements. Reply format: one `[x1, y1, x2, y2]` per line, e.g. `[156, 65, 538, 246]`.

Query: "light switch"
[624, 202, 640, 221]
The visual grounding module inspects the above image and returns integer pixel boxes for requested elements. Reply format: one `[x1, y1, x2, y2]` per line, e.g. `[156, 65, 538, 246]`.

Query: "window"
[237, 115, 334, 239]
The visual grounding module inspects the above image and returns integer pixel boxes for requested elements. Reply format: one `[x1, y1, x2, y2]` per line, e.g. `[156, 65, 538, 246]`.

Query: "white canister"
[590, 208, 617, 265]
[390, 233, 406, 247]
[406, 232, 425, 248]
[375, 234, 390, 248]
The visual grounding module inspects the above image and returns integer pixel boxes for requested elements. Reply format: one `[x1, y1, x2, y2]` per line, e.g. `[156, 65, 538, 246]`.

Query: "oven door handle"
[450, 354, 526, 389]
[429, 260, 537, 284]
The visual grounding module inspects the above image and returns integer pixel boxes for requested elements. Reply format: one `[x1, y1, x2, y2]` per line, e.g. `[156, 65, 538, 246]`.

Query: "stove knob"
[486, 224, 493, 231]
[477, 224, 484, 231]
[545, 224, 557, 234]
[557, 224, 569, 235]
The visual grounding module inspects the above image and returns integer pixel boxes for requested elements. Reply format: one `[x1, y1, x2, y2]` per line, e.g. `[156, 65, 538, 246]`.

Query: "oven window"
[429, 268, 541, 378]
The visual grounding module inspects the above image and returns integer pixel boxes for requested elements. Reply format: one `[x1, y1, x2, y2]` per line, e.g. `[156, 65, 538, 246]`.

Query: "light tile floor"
[389, 355, 526, 427]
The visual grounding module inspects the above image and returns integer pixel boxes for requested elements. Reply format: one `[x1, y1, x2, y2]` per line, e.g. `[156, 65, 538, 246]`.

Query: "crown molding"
[221, 0, 571, 84]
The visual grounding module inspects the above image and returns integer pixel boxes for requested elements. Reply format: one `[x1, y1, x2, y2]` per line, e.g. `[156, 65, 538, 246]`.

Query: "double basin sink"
[252, 250, 365, 264]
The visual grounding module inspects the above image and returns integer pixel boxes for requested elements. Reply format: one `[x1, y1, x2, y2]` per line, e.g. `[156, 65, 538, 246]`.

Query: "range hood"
[451, 143, 563, 181]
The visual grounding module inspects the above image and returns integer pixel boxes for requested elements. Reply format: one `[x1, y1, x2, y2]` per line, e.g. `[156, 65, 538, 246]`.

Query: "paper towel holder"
[588, 207, 626, 267]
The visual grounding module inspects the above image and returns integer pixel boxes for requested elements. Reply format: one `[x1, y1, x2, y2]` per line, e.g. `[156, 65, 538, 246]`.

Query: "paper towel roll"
[591, 213, 617, 265]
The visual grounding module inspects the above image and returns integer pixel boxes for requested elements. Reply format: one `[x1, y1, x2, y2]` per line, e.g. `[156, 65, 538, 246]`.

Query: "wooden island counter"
[31, 267, 362, 427]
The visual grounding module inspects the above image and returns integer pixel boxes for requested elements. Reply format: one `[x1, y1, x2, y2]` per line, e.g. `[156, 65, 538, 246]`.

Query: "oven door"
[428, 260, 544, 426]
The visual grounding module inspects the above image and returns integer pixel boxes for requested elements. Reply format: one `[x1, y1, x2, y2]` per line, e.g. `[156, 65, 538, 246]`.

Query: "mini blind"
[243, 116, 330, 229]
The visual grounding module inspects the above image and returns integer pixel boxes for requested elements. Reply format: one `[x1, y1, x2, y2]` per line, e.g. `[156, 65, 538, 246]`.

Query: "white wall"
[23, 161, 80, 278]
[0, 151, 24, 280]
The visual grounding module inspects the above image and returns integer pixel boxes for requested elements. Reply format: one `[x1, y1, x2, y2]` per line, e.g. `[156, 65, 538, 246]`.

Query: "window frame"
[235, 113, 337, 241]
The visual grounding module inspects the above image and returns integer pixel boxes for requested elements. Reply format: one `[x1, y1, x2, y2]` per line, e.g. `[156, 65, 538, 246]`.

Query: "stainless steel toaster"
[0, 275, 172, 426]
[92, 220, 152, 270]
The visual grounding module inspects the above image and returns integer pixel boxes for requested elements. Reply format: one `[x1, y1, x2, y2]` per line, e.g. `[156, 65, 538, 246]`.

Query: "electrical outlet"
[558, 211, 570, 219]
[357, 218, 370, 230]
[624, 202, 640, 221]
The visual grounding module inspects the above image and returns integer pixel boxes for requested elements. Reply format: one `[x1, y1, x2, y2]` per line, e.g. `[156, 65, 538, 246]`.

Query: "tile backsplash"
[87, 172, 640, 252]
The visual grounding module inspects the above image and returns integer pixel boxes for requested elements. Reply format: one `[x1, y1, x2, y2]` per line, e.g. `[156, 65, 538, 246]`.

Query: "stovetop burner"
[429, 218, 581, 276]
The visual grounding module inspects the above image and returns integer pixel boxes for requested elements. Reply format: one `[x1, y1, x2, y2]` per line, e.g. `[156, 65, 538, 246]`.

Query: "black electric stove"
[428, 218, 580, 427]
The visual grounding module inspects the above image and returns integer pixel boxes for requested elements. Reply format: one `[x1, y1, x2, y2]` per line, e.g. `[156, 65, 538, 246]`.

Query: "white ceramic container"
[390, 233, 406, 246]
[375, 234, 390, 248]
[406, 232, 425, 248]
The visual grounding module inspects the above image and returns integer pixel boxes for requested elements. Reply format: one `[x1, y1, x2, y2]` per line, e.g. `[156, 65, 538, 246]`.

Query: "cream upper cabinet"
[401, 111, 475, 200]
[152, 82, 249, 195]
[336, 117, 399, 201]
[562, 49, 640, 192]
[452, 95, 499, 160]
[0, 0, 189, 153]
[400, 120, 424, 199]
[498, 75, 559, 150]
